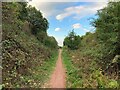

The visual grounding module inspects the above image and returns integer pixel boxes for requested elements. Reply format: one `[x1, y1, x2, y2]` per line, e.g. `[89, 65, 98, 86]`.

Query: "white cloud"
[28, 1, 61, 18]
[28, 1, 76, 18]
[81, 26, 92, 32]
[27, 0, 108, 2]
[28, 1, 107, 19]
[83, 28, 90, 32]
[72, 23, 81, 29]
[56, 2, 107, 21]
[72, 23, 91, 32]
[56, 13, 71, 21]
[55, 28, 61, 31]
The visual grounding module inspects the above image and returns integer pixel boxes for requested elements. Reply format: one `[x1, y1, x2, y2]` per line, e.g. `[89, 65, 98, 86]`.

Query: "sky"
[28, 0, 108, 46]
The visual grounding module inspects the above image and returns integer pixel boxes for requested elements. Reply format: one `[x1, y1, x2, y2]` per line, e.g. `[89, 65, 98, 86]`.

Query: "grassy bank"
[62, 47, 83, 88]
[2, 2, 58, 88]
[3, 50, 58, 88]
[62, 47, 119, 88]
[18, 50, 58, 88]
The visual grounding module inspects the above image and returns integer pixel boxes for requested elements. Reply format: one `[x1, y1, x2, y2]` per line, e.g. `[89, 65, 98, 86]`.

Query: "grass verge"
[62, 48, 83, 88]
[62, 47, 119, 88]
[17, 50, 58, 88]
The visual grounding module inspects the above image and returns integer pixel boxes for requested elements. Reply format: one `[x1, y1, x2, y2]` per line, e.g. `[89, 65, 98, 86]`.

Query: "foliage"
[2, 2, 58, 88]
[19, 50, 58, 88]
[27, 5, 49, 35]
[62, 47, 83, 88]
[18, 2, 28, 21]
[63, 1, 120, 88]
[108, 79, 119, 88]
[91, 2, 120, 68]
[63, 47, 119, 88]
[44, 36, 58, 49]
[78, 2, 120, 77]
[63, 30, 81, 50]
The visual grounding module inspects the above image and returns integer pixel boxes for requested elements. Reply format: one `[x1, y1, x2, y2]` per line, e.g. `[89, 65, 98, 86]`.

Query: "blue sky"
[29, 1, 107, 46]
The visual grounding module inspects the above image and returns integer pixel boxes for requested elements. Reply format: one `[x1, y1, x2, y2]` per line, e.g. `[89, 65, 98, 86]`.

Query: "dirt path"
[49, 49, 66, 88]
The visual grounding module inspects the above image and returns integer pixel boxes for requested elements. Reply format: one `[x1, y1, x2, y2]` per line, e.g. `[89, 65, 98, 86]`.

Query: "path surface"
[49, 49, 66, 88]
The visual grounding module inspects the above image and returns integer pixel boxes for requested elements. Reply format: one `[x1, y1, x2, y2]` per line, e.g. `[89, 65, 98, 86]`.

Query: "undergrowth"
[19, 50, 58, 88]
[62, 47, 83, 88]
[2, 2, 58, 88]
[62, 47, 119, 88]
[2, 48, 58, 88]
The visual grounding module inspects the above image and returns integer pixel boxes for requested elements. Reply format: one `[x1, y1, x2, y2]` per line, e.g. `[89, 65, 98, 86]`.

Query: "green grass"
[15, 50, 58, 88]
[62, 47, 119, 88]
[62, 48, 83, 88]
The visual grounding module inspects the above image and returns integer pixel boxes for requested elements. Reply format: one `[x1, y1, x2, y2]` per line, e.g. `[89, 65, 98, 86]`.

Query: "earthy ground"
[43, 49, 66, 88]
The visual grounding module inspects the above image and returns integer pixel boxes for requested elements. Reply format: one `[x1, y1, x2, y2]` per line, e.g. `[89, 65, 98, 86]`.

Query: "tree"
[63, 30, 81, 50]
[44, 36, 58, 49]
[92, 2, 120, 69]
[18, 2, 28, 21]
[27, 5, 49, 35]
